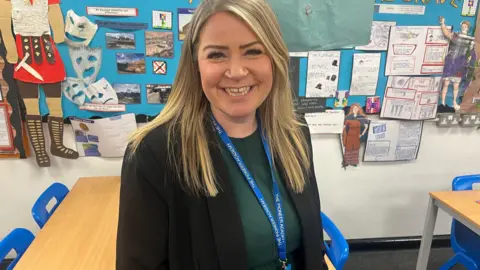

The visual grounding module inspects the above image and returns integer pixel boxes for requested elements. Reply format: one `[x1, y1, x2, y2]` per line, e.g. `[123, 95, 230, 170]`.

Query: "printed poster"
[70, 114, 137, 157]
[306, 51, 341, 98]
[305, 110, 345, 134]
[356, 21, 396, 51]
[381, 76, 441, 120]
[178, 8, 195, 41]
[364, 120, 423, 162]
[349, 53, 381, 96]
[386, 26, 450, 76]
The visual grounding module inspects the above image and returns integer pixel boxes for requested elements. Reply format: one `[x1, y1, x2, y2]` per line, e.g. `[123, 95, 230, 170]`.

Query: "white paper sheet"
[350, 53, 381, 96]
[306, 51, 341, 98]
[0, 107, 12, 148]
[375, 4, 425, 15]
[356, 21, 396, 51]
[305, 110, 345, 134]
[364, 120, 423, 162]
[462, 0, 478, 16]
[386, 26, 450, 76]
[381, 76, 441, 120]
[70, 113, 137, 157]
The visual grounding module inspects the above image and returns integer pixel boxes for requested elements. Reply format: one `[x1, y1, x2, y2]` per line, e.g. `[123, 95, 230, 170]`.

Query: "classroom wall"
[1, 121, 478, 242]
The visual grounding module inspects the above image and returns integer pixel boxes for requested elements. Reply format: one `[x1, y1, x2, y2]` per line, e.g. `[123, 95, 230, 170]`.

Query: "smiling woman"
[116, 0, 327, 270]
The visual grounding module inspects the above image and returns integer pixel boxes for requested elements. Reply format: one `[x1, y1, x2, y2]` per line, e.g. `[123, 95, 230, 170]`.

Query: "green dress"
[217, 129, 302, 270]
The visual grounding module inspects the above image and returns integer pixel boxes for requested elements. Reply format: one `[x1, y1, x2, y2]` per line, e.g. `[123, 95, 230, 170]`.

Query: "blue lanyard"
[211, 115, 288, 268]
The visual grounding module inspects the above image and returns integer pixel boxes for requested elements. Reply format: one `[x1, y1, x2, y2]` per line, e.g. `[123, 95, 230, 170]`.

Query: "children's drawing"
[341, 103, 370, 168]
[438, 16, 478, 111]
[334, 90, 349, 108]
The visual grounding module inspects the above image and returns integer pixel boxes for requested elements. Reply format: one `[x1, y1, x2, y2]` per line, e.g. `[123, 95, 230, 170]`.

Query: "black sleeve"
[116, 143, 169, 270]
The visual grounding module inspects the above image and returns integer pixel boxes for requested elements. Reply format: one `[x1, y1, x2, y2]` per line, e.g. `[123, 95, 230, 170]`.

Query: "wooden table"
[416, 190, 480, 270]
[15, 176, 336, 270]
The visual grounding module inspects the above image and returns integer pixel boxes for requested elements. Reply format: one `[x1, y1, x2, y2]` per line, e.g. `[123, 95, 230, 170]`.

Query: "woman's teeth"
[225, 86, 251, 96]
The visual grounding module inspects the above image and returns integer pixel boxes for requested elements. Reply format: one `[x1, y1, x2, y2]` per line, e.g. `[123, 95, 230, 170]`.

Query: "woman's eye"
[245, 49, 263, 56]
[207, 52, 225, 59]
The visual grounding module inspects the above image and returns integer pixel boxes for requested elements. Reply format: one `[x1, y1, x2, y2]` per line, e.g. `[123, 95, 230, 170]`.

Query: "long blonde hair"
[128, 0, 311, 197]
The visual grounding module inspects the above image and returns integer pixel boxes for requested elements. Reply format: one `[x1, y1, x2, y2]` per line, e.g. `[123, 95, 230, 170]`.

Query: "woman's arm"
[116, 144, 169, 270]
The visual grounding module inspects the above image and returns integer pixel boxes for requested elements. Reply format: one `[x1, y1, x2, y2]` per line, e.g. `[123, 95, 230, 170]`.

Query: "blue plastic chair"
[31, 182, 69, 229]
[440, 174, 480, 270]
[321, 212, 349, 270]
[0, 228, 35, 270]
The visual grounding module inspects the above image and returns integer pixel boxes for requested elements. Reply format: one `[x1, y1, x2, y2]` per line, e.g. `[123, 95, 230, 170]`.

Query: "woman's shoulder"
[130, 123, 178, 164]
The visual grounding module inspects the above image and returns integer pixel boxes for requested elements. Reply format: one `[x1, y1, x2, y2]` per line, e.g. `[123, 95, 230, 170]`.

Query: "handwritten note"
[306, 51, 341, 98]
[356, 21, 396, 51]
[350, 53, 381, 96]
[305, 110, 345, 134]
[0, 106, 12, 148]
[364, 120, 423, 162]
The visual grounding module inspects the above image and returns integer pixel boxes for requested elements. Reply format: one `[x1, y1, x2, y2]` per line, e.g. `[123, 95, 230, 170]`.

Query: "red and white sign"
[153, 61, 167, 75]
[86, 7, 138, 17]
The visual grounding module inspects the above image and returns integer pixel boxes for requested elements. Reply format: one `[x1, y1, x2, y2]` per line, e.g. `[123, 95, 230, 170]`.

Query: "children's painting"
[366, 96, 381, 114]
[334, 90, 349, 108]
[341, 103, 370, 168]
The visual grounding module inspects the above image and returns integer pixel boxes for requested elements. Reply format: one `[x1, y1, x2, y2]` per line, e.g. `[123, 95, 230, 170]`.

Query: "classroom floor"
[345, 247, 466, 270]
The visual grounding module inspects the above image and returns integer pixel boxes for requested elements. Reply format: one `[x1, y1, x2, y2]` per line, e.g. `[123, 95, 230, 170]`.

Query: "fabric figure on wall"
[342, 104, 369, 168]
[9, 0, 78, 167]
[439, 17, 477, 111]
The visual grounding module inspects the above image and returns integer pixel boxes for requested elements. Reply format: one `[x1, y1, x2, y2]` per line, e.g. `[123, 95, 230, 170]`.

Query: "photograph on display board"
[145, 31, 174, 58]
[106, 33, 136, 49]
[366, 96, 381, 114]
[112, 84, 141, 104]
[116, 53, 146, 74]
[147, 84, 172, 104]
[178, 8, 195, 41]
[341, 103, 370, 168]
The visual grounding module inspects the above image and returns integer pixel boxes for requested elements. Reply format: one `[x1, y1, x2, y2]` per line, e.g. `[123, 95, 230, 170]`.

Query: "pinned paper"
[147, 84, 172, 104]
[381, 76, 441, 120]
[70, 114, 137, 157]
[116, 53, 146, 74]
[341, 103, 370, 168]
[462, 0, 478, 16]
[293, 97, 326, 113]
[153, 10, 173, 30]
[106, 33, 135, 50]
[350, 53, 381, 96]
[334, 90, 349, 108]
[386, 26, 450, 76]
[305, 110, 345, 134]
[86, 78, 119, 105]
[87, 7, 138, 17]
[356, 21, 396, 51]
[64, 10, 98, 47]
[178, 8, 195, 41]
[112, 84, 141, 104]
[153, 60, 167, 75]
[95, 20, 148, 31]
[366, 96, 381, 114]
[306, 51, 341, 98]
[374, 4, 425, 15]
[146, 31, 173, 58]
[364, 120, 423, 162]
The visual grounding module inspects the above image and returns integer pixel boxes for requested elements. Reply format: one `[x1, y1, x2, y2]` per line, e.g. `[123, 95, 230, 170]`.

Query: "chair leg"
[440, 254, 460, 270]
[457, 253, 479, 270]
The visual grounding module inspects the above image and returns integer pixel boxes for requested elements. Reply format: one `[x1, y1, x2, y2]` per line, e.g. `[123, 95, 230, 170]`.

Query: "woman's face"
[353, 106, 359, 114]
[197, 11, 273, 121]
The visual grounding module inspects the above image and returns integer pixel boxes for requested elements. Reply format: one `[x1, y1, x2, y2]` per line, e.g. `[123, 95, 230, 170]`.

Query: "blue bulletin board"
[39, 0, 478, 119]
[294, 0, 478, 110]
[38, 0, 200, 119]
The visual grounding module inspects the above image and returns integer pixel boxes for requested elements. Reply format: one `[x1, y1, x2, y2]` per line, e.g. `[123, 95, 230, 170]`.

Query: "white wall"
[1, 121, 478, 243]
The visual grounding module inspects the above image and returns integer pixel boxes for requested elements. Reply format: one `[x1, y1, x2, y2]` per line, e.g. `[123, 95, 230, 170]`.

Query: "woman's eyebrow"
[202, 41, 260, 52]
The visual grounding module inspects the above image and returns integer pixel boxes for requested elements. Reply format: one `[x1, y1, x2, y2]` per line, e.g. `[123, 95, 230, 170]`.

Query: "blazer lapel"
[206, 126, 249, 270]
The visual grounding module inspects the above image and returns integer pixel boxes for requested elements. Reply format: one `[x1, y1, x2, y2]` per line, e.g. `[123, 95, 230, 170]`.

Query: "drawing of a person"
[439, 17, 477, 111]
[342, 104, 369, 168]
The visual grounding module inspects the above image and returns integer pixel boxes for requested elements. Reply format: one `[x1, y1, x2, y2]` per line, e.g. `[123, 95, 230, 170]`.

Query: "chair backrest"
[31, 182, 69, 229]
[0, 228, 35, 270]
[321, 212, 349, 270]
[451, 174, 480, 261]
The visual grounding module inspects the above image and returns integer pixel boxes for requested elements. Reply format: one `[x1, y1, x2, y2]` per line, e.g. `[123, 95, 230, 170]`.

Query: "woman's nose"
[225, 59, 248, 79]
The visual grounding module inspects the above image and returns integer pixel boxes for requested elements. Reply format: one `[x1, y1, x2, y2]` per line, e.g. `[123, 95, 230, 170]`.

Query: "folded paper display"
[68, 46, 102, 86]
[64, 9, 98, 47]
[62, 77, 87, 105]
[85, 78, 118, 105]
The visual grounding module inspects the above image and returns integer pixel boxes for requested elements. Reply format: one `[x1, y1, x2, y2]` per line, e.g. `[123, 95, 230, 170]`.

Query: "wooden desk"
[416, 190, 480, 270]
[15, 177, 120, 270]
[15, 176, 336, 270]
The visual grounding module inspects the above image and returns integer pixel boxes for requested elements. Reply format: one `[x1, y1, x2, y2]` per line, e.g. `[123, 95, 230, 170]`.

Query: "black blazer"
[116, 118, 327, 270]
